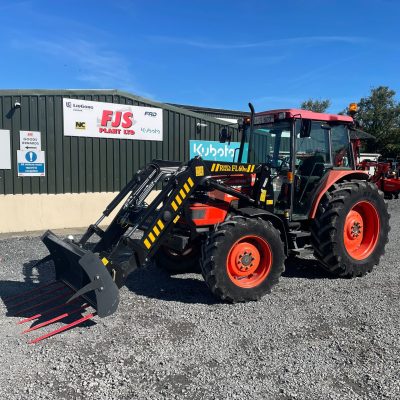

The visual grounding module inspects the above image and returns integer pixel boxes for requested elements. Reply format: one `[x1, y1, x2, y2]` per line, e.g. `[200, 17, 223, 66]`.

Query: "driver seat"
[297, 155, 325, 205]
[298, 154, 325, 177]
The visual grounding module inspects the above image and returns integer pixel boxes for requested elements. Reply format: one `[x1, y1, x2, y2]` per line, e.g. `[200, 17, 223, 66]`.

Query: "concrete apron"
[0, 191, 160, 235]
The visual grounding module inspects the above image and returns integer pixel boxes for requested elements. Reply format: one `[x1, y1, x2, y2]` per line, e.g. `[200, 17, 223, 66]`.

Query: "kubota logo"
[75, 121, 86, 130]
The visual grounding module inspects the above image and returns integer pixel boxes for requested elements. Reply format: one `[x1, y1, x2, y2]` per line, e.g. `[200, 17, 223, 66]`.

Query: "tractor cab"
[238, 109, 355, 220]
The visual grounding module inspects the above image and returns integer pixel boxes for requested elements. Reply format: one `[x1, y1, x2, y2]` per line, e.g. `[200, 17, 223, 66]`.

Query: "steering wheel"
[265, 156, 291, 182]
[275, 155, 291, 173]
[266, 155, 289, 168]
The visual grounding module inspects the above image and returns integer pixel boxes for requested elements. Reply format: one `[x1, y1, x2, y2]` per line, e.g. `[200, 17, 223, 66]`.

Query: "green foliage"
[298, 88, 400, 156]
[300, 99, 331, 113]
[355, 86, 400, 156]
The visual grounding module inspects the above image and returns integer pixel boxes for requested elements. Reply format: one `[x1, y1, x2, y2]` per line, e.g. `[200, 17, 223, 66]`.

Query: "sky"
[0, 0, 399, 113]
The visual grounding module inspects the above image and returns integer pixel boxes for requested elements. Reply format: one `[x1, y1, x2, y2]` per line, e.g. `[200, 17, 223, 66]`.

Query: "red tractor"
[11, 104, 390, 343]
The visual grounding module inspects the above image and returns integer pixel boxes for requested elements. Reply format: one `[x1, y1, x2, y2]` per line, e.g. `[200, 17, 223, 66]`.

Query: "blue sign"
[190, 140, 248, 162]
[17, 150, 46, 177]
[18, 163, 45, 174]
[25, 151, 37, 162]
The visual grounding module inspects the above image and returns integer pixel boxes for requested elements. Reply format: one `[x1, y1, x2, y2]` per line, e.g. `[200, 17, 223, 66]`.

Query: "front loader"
[9, 104, 390, 343]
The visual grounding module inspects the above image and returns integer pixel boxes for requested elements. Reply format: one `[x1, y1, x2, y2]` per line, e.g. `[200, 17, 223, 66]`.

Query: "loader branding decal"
[210, 163, 255, 173]
[143, 176, 194, 250]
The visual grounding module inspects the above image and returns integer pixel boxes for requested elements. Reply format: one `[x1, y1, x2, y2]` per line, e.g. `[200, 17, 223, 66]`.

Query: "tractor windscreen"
[246, 121, 291, 170]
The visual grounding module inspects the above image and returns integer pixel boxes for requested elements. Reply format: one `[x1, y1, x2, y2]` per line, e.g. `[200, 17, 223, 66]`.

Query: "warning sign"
[17, 150, 46, 177]
[20, 131, 42, 151]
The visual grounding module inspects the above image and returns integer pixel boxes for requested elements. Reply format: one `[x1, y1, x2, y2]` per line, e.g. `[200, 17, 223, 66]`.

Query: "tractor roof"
[257, 109, 353, 123]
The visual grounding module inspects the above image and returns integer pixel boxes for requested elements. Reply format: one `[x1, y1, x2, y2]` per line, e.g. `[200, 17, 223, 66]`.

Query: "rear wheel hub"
[239, 253, 253, 268]
[343, 201, 380, 260]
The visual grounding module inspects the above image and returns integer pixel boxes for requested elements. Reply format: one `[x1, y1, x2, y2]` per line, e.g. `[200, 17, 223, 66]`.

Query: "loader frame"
[78, 158, 265, 279]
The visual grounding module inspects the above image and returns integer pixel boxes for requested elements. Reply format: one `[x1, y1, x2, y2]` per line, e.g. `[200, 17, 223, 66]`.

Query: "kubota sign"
[63, 98, 163, 141]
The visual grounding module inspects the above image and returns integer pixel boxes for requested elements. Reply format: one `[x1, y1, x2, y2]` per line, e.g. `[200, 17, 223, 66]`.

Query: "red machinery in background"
[358, 159, 400, 199]
[353, 137, 400, 199]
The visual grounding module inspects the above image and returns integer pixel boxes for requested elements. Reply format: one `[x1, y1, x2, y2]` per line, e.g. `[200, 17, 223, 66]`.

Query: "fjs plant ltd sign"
[63, 99, 163, 141]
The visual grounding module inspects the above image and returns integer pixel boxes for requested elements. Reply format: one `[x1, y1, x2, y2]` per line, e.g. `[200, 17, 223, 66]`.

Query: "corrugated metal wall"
[0, 90, 238, 195]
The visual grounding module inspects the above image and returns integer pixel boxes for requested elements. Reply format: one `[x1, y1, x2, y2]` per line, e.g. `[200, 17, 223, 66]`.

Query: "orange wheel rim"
[343, 201, 380, 260]
[226, 235, 272, 288]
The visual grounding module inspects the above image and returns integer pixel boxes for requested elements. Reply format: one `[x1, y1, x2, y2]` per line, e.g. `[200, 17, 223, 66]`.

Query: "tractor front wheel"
[311, 180, 389, 277]
[201, 217, 285, 302]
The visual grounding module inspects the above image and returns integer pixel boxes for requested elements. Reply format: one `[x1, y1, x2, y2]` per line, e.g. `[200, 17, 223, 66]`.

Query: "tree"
[355, 86, 400, 156]
[300, 99, 331, 113]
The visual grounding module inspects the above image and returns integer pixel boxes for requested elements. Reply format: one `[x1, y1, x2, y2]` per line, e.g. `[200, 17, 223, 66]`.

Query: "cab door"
[292, 121, 331, 219]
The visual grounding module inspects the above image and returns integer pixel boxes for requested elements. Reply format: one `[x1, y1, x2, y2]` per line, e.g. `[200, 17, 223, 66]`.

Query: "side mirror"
[300, 119, 312, 138]
[219, 127, 231, 143]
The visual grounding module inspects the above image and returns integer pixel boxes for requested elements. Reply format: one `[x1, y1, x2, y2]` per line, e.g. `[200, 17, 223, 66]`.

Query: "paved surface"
[0, 202, 399, 400]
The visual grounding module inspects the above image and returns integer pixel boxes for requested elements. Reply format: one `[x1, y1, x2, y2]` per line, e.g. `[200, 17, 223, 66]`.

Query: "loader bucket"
[41, 230, 120, 318]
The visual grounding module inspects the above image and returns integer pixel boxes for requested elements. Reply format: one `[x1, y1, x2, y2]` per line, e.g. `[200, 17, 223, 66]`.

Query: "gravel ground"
[0, 202, 399, 400]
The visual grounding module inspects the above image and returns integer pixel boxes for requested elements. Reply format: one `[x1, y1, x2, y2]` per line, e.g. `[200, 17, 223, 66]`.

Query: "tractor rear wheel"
[154, 243, 200, 274]
[201, 217, 285, 302]
[311, 180, 389, 277]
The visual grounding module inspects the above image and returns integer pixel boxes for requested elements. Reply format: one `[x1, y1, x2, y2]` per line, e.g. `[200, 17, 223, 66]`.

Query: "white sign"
[0, 129, 11, 169]
[20, 130, 42, 151]
[17, 150, 46, 177]
[63, 98, 163, 141]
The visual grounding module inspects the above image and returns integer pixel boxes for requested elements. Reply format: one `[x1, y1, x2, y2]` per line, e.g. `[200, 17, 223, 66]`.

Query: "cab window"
[331, 125, 351, 168]
[296, 121, 330, 172]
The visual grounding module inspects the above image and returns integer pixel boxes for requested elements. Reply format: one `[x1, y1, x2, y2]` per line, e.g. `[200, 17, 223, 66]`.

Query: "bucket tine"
[18, 298, 85, 325]
[15, 289, 72, 316]
[8, 284, 67, 309]
[22, 304, 89, 334]
[4, 281, 59, 302]
[29, 312, 96, 344]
